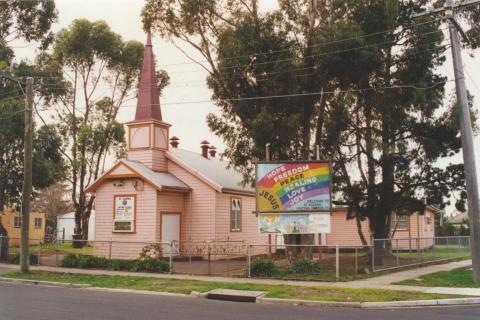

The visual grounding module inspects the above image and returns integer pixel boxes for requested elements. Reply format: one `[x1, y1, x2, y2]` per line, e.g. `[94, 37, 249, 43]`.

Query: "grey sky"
[9, 0, 480, 214]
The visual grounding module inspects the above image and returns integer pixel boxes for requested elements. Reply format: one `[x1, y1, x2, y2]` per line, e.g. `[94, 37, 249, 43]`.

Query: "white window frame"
[14, 216, 21, 228]
[34, 217, 42, 229]
[230, 198, 242, 232]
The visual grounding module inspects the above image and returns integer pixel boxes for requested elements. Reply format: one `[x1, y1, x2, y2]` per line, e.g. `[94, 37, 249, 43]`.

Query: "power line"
[34, 79, 454, 111]
[10, 26, 448, 79]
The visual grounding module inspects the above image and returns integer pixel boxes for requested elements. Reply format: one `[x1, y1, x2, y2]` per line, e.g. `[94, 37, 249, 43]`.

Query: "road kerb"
[3, 276, 480, 309]
[0, 277, 91, 289]
[257, 297, 362, 308]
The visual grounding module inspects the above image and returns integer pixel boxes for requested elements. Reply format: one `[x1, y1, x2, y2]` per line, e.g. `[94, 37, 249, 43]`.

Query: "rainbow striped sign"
[256, 161, 331, 212]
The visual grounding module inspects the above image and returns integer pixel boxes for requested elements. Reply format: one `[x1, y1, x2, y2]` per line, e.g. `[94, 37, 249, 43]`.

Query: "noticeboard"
[256, 161, 331, 213]
[259, 213, 331, 234]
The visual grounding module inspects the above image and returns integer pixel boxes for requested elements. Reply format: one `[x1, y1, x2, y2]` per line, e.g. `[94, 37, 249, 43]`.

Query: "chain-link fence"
[0, 235, 472, 280]
[372, 236, 471, 272]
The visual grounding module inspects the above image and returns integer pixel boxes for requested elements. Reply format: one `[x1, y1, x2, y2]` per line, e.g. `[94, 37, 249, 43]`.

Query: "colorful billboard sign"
[259, 213, 331, 234]
[256, 161, 331, 213]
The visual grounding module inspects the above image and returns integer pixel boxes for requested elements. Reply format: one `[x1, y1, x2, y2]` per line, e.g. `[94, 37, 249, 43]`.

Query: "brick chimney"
[170, 136, 179, 148]
[208, 145, 217, 158]
[200, 140, 210, 158]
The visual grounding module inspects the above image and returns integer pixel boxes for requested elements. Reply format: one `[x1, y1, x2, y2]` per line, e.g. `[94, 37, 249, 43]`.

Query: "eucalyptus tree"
[143, 1, 476, 261]
[31, 19, 169, 240]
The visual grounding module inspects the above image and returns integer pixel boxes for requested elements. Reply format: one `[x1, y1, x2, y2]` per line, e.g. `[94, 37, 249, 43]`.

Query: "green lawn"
[2, 271, 463, 302]
[393, 244, 470, 261]
[395, 268, 480, 288]
[8, 242, 93, 256]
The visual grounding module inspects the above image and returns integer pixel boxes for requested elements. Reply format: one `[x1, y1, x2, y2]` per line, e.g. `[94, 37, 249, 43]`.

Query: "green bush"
[249, 258, 277, 277]
[290, 260, 320, 274]
[60, 254, 169, 273]
[8, 253, 38, 265]
[61, 254, 78, 268]
[135, 257, 169, 272]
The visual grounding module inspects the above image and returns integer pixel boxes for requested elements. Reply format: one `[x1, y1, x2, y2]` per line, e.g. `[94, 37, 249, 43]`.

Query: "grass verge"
[2, 271, 463, 302]
[395, 268, 480, 288]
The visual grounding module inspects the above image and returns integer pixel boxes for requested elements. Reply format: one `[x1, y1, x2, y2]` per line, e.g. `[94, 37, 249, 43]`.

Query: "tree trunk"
[284, 234, 314, 262]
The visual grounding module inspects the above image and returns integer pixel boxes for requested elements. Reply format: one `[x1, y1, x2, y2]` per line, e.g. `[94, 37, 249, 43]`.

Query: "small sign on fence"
[259, 213, 331, 234]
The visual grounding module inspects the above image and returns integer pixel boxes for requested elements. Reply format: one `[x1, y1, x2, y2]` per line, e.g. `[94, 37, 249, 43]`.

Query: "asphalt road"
[1, 281, 479, 320]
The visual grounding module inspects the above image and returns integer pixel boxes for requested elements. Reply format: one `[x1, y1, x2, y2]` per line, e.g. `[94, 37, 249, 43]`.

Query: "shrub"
[8, 253, 38, 265]
[290, 260, 321, 274]
[135, 257, 169, 273]
[61, 254, 78, 268]
[59, 254, 169, 273]
[249, 258, 277, 277]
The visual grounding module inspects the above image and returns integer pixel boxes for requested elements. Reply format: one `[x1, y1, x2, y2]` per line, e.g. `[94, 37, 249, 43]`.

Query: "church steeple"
[135, 32, 162, 121]
[126, 32, 171, 172]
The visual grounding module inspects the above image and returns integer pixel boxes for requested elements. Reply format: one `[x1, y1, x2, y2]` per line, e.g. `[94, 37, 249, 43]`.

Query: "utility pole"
[20, 77, 33, 273]
[415, 0, 480, 283]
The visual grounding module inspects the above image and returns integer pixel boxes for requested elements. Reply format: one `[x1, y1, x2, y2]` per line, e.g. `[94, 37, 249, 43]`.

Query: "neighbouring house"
[57, 211, 96, 241]
[85, 33, 269, 259]
[323, 206, 439, 250]
[448, 211, 469, 228]
[0, 206, 46, 246]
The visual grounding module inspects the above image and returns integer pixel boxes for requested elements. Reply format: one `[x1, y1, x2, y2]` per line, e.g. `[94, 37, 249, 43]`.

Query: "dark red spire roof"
[134, 32, 162, 121]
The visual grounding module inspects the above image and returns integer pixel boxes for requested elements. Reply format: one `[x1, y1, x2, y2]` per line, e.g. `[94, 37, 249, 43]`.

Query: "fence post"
[55, 239, 60, 267]
[416, 238, 420, 264]
[335, 245, 340, 281]
[446, 237, 450, 259]
[371, 240, 375, 272]
[169, 241, 173, 274]
[396, 239, 399, 267]
[355, 247, 358, 274]
[108, 240, 112, 260]
[207, 242, 211, 276]
[38, 241, 42, 266]
[247, 244, 251, 278]
[0, 236, 3, 261]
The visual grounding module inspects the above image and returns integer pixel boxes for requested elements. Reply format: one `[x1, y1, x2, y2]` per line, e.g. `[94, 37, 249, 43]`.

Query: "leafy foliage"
[0, 0, 57, 48]
[249, 257, 277, 277]
[143, 0, 475, 244]
[60, 254, 170, 273]
[290, 259, 321, 274]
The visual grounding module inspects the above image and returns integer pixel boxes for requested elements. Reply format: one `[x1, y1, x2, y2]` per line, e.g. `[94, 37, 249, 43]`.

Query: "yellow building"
[0, 207, 46, 246]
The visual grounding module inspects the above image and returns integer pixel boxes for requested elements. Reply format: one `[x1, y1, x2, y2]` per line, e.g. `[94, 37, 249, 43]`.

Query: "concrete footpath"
[1, 260, 479, 297]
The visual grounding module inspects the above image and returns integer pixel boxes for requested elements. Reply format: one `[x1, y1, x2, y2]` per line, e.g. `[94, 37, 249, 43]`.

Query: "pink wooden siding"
[127, 149, 167, 171]
[157, 191, 186, 240]
[392, 209, 436, 250]
[325, 209, 371, 247]
[167, 160, 216, 240]
[214, 193, 269, 243]
[93, 180, 158, 259]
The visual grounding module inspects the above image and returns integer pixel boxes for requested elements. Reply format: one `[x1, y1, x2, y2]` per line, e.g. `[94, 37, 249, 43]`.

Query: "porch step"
[206, 289, 266, 303]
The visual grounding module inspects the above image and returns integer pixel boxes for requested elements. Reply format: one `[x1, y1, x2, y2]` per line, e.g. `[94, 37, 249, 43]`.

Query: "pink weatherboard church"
[85, 34, 268, 259]
[85, 33, 437, 260]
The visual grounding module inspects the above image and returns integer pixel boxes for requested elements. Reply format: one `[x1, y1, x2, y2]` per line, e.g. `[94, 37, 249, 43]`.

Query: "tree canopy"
[142, 0, 478, 246]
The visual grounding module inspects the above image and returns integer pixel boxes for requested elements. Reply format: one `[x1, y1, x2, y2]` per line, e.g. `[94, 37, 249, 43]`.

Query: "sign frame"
[255, 160, 333, 214]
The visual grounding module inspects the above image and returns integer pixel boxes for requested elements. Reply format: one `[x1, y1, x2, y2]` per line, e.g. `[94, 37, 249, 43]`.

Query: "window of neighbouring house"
[113, 195, 136, 232]
[394, 214, 408, 230]
[34, 217, 42, 229]
[230, 198, 242, 232]
[14, 216, 21, 228]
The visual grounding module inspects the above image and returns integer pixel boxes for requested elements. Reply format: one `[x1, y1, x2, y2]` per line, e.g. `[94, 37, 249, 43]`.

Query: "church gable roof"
[85, 159, 191, 193]
[167, 148, 254, 195]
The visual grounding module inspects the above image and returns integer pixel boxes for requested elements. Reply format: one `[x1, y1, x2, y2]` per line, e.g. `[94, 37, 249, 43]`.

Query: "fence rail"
[0, 235, 471, 280]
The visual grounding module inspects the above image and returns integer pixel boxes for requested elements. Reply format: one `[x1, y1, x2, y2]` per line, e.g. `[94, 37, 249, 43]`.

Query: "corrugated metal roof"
[448, 211, 469, 224]
[122, 159, 191, 191]
[167, 148, 254, 194]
